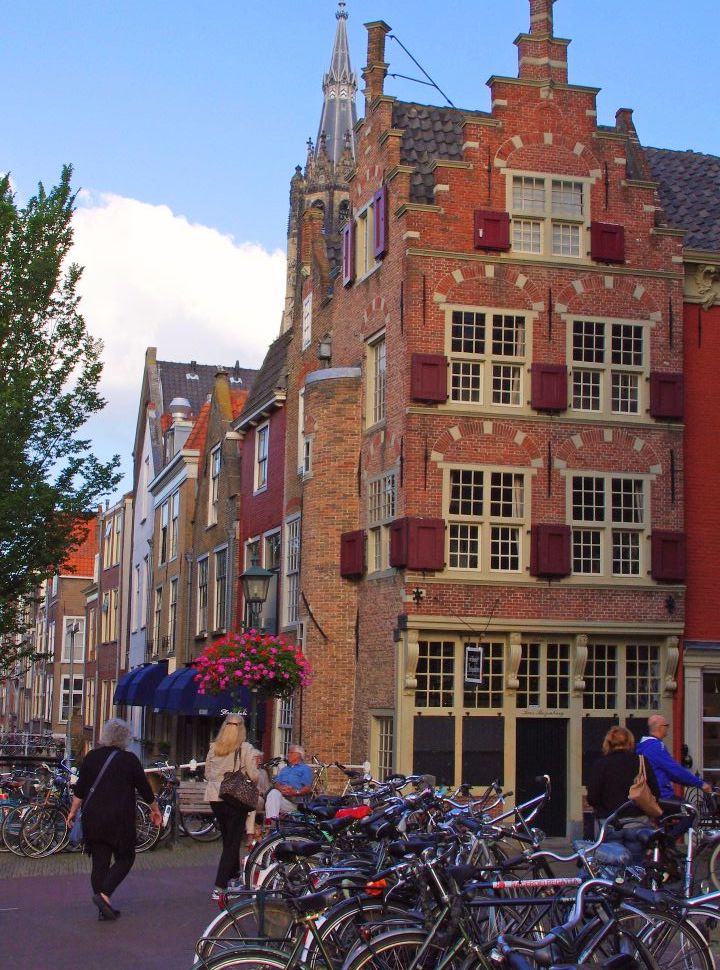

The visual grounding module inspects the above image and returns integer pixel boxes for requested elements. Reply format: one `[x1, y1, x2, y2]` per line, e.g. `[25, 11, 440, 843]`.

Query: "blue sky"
[2, 0, 718, 492]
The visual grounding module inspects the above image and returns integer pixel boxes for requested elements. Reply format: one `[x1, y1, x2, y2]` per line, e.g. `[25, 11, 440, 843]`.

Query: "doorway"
[516, 718, 568, 837]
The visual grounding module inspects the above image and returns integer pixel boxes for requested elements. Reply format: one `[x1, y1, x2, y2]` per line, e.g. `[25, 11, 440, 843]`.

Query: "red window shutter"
[590, 222, 625, 263]
[341, 220, 355, 287]
[373, 186, 388, 259]
[531, 365, 568, 412]
[474, 209, 511, 252]
[390, 518, 445, 571]
[340, 530, 365, 578]
[410, 354, 448, 403]
[651, 531, 686, 582]
[649, 372, 684, 420]
[530, 525, 571, 578]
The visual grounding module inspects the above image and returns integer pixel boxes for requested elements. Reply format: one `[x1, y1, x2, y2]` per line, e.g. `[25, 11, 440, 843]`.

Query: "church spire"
[316, 2, 357, 164]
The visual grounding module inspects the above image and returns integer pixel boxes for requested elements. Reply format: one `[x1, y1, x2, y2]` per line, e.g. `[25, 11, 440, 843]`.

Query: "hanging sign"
[464, 644, 484, 684]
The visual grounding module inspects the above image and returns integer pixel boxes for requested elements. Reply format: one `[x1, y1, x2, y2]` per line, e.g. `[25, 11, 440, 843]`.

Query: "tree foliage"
[0, 165, 120, 670]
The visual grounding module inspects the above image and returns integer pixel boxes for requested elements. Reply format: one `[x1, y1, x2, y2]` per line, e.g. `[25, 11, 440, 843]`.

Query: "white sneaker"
[211, 887, 223, 901]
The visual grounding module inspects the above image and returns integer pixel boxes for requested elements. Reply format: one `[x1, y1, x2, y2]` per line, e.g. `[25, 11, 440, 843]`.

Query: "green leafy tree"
[0, 165, 121, 670]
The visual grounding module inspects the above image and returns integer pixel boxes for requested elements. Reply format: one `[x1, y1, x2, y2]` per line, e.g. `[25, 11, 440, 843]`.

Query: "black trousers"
[210, 800, 248, 888]
[89, 841, 136, 897]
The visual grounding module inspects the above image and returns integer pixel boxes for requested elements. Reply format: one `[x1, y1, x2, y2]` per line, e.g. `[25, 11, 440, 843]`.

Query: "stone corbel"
[573, 634, 588, 692]
[403, 629, 420, 693]
[664, 636, 679, 695]
[695, 265, 720, 310]
[506, 632, 522, 690]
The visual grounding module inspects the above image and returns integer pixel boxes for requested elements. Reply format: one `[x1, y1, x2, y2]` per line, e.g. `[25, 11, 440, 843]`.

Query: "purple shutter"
[651, 531, 686, 582]
[649, 373, 684, 420]
[373, 186, 388, 259]
[474, 210, 511, 252]
[340, 530, 365, 578]
[410, 354, 448, 403]
[342, 220, 355, 287]
[590, 222, 625, 263]
[530, 365, 568, 412]
[389, 518, 445, 571]
[530, 525, 571, 577]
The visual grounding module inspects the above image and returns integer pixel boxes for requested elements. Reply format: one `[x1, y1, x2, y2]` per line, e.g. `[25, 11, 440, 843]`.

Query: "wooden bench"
[177, 779, 212, 816]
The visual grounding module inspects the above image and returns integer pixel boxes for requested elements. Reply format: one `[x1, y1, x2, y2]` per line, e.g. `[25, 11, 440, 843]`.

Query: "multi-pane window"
[625, 644, 660, 711]
[368, 335, 386, 425]
[159, 499, 169, 564]
[152, 587, 162, 656]
[368, 471, 396, 572]
[197, 558, 209, 634]
[463, 641, 505, 708]
[571, 475, 646, 577]
[168, 578, 178, 653]
[61, 675, 83, 722]
[571, 320, 645, 414]
[510, 174, 585, 257]
[449, 309, 526, 407]
[169, 490, 179, 560]
[517, 641, 570, 709]
[302, 293, 312, 351]
[448, 468, 525, 573]
[375, 716, 394, 781]
[583, 643, 617, 710]
[415, 640, 455, 708]
[256, 425, 269, 491]
[298, 389, 311, 477]
[209, 446, 221, 524]
[277, 695, 294, 757]
[355, 200, 378, 279]
[285, 518, 301, 625]
[61, 618, 85, 662]
[133, 564, 141, 633]
[214, 548, 227, 631]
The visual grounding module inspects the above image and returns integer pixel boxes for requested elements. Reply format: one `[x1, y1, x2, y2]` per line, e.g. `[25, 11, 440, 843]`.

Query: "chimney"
[529, 0, 554, 35]
[516, 0, 568, 85]
[362, 21, 391, 108]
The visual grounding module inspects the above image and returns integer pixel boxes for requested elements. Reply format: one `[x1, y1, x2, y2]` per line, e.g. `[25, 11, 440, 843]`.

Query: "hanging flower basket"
[194, 630, 312, 701]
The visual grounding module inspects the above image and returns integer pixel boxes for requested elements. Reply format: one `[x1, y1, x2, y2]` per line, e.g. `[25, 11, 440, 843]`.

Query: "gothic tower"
[281, 2, 357, 333]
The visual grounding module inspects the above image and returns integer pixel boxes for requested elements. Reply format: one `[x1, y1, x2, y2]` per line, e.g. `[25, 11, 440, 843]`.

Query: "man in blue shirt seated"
[264, 745, 314, 822]
[637, 714, 711, 801]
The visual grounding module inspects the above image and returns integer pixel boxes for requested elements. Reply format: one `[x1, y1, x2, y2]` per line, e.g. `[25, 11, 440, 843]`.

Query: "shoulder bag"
[219, 743, 260, 811]
[629, 754, 662, 818]
[69, 749, 119, 845]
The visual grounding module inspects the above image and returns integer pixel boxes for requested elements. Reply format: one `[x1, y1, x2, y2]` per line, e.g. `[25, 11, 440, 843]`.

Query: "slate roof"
[645, 147, 720, 253]
[237, 329, 292, 426]
[156, 360, 257, 418]
[392, 102, 468, 204]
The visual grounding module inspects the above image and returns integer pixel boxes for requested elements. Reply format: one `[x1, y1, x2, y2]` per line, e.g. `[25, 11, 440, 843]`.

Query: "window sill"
[212, 628, 226, 637]
[194, 632, 208, 641]
[355, 262, 381, 286]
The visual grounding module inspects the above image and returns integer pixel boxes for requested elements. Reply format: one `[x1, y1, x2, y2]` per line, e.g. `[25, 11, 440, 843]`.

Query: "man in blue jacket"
[636, 714, 711, 800]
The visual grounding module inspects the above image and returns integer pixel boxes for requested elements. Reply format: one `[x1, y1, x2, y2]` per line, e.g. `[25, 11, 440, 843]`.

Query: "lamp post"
[240, 559, 273, 745]
[65, 620, 80, 764]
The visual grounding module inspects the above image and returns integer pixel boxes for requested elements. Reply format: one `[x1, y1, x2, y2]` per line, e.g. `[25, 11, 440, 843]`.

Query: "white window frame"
[168, 489, 179, 560]
[61, 617, 85, 662]
[197, 556, 209, 634]
[214, 546, 228, 632]
[367, 470, 397, 573]
[168, 577, 178, 653]
[60, 674, 83, 723]
[568, 316, 647, 418]
[366, 332, 386, 427]
[302, 293, 313, 351]
[284, 516, 301, 626]
[569, 473, 648, 579]
[209, 445, 221, 524]
[255, 423, 269, 492]
[152, 586, 162, 656]
[276, 694, 295, 758]
[507, 171, 591, 260]
[159, 499, 169, 564]
[355, 197, 379, 280]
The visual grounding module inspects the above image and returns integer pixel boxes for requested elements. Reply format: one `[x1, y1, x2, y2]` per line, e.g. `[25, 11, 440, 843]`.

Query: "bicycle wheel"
[578, 919, 660, 969]
[180, 810, 221, 842]
[21, 807, 68, 858]
[136, 800, 161, 852]
[197, 946, 288, 969]
[342, 928, 466, 970]
[195, 896, 297, 964]
[705, 838, 720, 891]
[244, 833, 318, 888]
[2, 804, 31, 856]
[636, 913, 713, 970]
[308, 897, 424, 970]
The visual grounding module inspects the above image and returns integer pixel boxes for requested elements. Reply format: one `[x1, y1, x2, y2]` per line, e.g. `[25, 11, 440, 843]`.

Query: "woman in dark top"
[587, 725, 660, 820]
[66, 718, 161, 921]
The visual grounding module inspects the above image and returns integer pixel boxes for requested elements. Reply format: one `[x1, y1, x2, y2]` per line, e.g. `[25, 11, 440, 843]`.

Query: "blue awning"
[192, 687, 266, 729]
[125, 660, 169, 706]
[114, 666, 149, 705]
[153, 666, 198, 714]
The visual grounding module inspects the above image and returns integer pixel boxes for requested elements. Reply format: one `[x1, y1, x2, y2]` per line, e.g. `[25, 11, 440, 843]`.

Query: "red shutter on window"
[473, 210, 511, 252]
[530, 365, 568, 412]
[390, 518, 445, 571]
[530, 525, 571, 578]
[649, 372, 684, 420]
[340, 530, 365, 578]
[590, 222, 625, 263]
[341, 220, 355, 287]
[651, 531, 686, 582]
[373, 186, 388, 259]
[410, 354, 448, 403]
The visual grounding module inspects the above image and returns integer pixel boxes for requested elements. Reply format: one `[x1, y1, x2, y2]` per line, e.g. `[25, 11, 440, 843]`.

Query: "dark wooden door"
[516, 718, 568, 837]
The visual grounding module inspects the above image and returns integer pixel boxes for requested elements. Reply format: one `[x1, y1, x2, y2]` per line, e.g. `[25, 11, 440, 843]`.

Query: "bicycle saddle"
[273, 839, 324, 862]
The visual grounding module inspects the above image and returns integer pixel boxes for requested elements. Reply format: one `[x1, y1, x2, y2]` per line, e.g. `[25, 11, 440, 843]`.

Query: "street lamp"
[240, 558, 273, 745]
[65, 620, 80, 764]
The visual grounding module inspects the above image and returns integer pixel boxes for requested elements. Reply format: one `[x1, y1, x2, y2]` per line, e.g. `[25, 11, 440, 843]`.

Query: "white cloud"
[70, 191, 287, 491]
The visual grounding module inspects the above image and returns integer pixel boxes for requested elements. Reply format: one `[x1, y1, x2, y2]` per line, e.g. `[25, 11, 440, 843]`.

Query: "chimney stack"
[362, 21, 391, 108]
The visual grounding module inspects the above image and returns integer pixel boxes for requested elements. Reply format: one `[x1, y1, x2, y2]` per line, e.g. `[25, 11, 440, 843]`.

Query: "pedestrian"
[264, 744, 314, 824]
[203, 713, 259, 899]
[637, 713, 712, 802]
[66, 717, 162, 922]
[586, 725, 660, 863]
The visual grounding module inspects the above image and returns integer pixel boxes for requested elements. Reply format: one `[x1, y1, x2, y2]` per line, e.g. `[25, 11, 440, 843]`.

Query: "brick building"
[283, 0, 689, 835]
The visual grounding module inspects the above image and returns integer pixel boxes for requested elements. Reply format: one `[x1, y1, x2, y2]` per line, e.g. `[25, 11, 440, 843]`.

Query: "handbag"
[219, 745, 259, 811]
[68, 749, 119, 845]
[629, 754, 663, 818]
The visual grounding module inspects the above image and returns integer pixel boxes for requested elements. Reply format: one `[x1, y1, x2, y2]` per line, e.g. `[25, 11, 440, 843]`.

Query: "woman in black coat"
[587, 725, 660, 821]
[66, 718, 162, 921]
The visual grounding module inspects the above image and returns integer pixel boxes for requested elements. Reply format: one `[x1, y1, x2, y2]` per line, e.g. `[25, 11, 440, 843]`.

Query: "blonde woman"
[204, 714, 259, 899]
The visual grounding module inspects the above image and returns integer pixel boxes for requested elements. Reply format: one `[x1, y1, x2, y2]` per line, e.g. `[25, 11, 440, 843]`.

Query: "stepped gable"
[392, 102, 468, 204]
[238, 330, 292, 422]
[645, 147, 720, 252]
